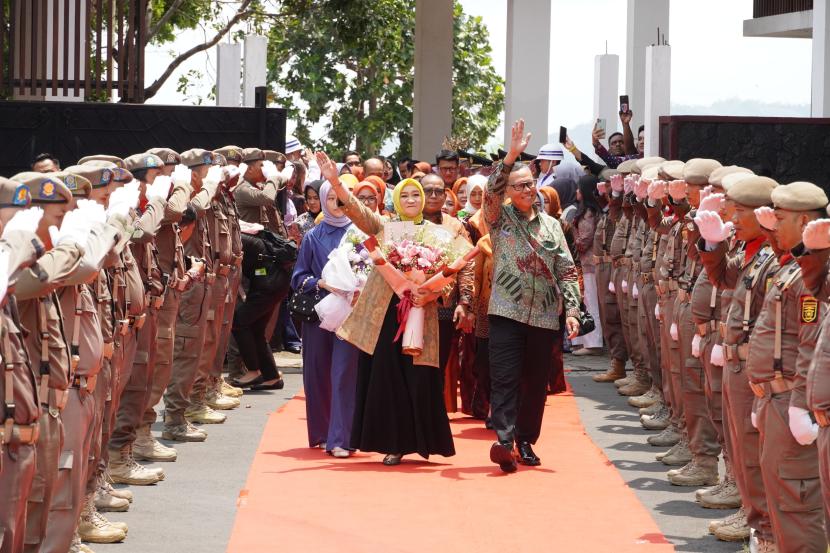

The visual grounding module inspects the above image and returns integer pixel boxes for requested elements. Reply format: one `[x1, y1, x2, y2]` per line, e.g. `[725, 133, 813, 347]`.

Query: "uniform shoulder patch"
[801, 295, 819, 324]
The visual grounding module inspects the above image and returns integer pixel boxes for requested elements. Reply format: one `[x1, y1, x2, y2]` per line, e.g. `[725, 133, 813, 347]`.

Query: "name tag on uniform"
[255, 267, 267, 276]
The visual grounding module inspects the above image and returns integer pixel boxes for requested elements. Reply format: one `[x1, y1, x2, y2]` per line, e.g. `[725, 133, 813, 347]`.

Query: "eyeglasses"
[509, 181, 535, 191]
[356, 195, 377, 203]
[423, 188, 446, 197]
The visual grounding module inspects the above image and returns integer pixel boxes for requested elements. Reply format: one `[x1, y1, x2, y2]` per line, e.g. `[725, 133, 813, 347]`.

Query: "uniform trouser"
[639, 281, 662, 389]
[678, 301, 719, 459]
[87, 358, 110, 495]
[488, 315, 556, 445]
[758, 392, 826, 552]
[110, 308, 159, 450]
[626, 271, 648, 379]
[658, 292, 680, 427]
[232, 290, 281, 381]
[213, 269, 241, 379]
[101, 327, 138, 466]
[24, 411, 63, 552]
[301, 321, 359, 450]
[667, 296, 687, 434]
[141, 287, 181, 429]
[190, 275, 229, 404]
[42, 389, 96, 553]
[613, 267, 638, 373]
[816, 427, 830, 543]
[471, 336, 491, 418]
[0, 442, 35, 553]
[722, 360, 772, 541]
[164, 281, 212, 424]
[597, 262, 627, 362]
[698, 329, 727, 460]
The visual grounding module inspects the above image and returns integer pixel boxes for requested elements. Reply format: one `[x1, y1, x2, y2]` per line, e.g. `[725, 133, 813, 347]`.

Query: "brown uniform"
[609, 196, 634, 376]
[593, 206, 626, 363]
[699, 238, 779, 542]
[623, 211, 649, 386]
[233, 177, 284, 235]
[638, 207, 663, 389]
[213, 188, 244, 381]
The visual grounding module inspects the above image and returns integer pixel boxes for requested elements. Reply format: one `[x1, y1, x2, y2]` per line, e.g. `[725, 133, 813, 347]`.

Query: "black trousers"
[232, 290, 281, 381]
[488, 315, 556, 445]
[471, 337, 491, 418]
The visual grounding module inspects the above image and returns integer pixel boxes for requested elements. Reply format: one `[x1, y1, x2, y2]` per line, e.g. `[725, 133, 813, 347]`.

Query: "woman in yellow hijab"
[314, 152, 455, 467]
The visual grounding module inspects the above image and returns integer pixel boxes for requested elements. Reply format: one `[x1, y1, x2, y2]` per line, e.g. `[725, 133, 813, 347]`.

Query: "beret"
[110, 167, 134, 183]
[709, 166, 753, 189]
[720, 171, 756, 193]
[214, 146, 244, 163]
[77, 154, 124, 168]
[123, 153, 165, 174]
[52, 172, 91, 197]
[659, 160, 685, 180]
[264, 150, 287, 165]
[212, 153, 228, 167]
[599, 167, 619, 182]
[242, 148, 265, 163]
[641, 165, 661, 180]
[682, 158, 722, 185]
[636, 156, 665, 170]
[63, 164, 112, 189]
[11, 172, 72, 203]
[147, 148, 180, 166]
[180, 148, 214, 168]
[726, 176, 778, 207]
[771, 181, 828, 212]
[0, 177, 32, 208]
[616, 159, 639, 174]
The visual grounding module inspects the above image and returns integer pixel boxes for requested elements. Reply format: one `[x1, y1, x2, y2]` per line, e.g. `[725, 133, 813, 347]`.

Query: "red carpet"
[227, 385, 673, 553]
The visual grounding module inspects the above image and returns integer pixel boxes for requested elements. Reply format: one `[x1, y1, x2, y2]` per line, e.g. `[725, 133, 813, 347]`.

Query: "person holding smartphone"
[591, 121, 639, 169]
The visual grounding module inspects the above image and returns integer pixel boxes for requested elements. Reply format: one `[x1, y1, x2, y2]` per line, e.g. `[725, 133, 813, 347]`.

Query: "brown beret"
[0, 177, 32, 208]
[180, 148, 214, 168]
[641, 164, 661, 180]
[63, 164, 112, 189]
[242, 148, 265, 163]
[123, 153, 165, 173]
[709, 166, 753, 189]
[726, 176, 778, 207]
[721, 172, 755, 193]
[636, 156, 665, 170]
[771, 181, 829, 212]
[263, 150, 287, 165]
[77, 154, 125, 168]
[52, 172, 92, 197]
[212, 153, 228, 167]
[147, 148, 180, 166]
[682, 158, 722, 185]
[659, 160, 685, 180]
[12, 172, 72, 204]
[110, 167, 134, 183]
[616, 159, 639, 174]
[214, 146, 244, 163]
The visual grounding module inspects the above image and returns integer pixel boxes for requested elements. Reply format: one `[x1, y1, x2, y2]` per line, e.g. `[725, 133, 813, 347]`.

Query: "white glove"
[146, 175, 172, 201]
[597, 181, 608, 195]
[670, 322, 679, 341]
[698, 192, 725, 214]
[751, 411, 758, 429]
[238, 163, 248, 179]
[655, 303, 661, 320]
[634, 178, 649, 200]
[754, 206, 777, 231]
[609, 281, 615, 293]
[621, 279, 628, 294]
[691, 334, 702, 358]
[224, 165, 241, 182]
[623, 176, 636, 195]
[262, 160, 278, 181]
[2, 207, 44, 236]
[695, 210, 733, 244]
[48, 210, 87, 247]
[668, 180, 688, 202]
[610, 174, 624, 194]
[172, 165, 192, 188]
[803, 219, 830, 250]
[710, 344, 724, 367]
[632, 283, 639, 299]
[699, 185, 713, 204]
[788, 406, 818, 445]
[75, 199, 107, 227]
[279, 163, 295, 183]
[107, 182, 140, 218]
[647, 180, 667, 202]
[204, 166, 223, 189]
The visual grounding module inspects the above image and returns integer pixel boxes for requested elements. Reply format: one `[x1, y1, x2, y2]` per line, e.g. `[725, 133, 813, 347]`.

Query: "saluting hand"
[668, 180, 687, 202]
[754, 206, 777, 231]
[803, 219, 830, 250]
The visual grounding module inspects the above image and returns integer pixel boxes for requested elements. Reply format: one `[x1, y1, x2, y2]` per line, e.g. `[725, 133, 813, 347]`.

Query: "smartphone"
[558, 126, 567, 144]
[596, 118, 606, 134]
[619, 95, 630, 114]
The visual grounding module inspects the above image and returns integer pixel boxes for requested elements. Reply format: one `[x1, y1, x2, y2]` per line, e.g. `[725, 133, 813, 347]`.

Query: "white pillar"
[812, 0, 830, 117]
[43, 0, 86, 101]
[504, 0, 550, 153]
[413, 0, 453, 162]
[626, 0, 669, 132]
[644, 44, 670, 157]
[216, 43, 242, 107]
[242, 35, 267, 107]
[593, 54, 620, 135]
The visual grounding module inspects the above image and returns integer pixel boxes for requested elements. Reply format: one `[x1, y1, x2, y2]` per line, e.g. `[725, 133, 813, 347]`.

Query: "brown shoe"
[593, 358, 626, 383]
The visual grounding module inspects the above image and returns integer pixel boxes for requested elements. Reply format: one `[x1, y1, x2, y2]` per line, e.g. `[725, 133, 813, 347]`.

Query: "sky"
[146, 0, 814, 149]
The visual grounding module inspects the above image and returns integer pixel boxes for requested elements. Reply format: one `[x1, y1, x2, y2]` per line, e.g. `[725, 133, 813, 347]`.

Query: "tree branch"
[147, 0, 187, 43]
[143, 0, 253, 102]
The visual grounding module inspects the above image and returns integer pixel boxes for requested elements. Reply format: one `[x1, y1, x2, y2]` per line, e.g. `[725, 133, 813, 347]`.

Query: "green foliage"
[147, 1, 222, 45]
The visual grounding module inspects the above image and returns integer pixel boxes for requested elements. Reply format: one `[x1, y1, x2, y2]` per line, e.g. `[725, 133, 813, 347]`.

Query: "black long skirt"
[350, 296, 456, 459]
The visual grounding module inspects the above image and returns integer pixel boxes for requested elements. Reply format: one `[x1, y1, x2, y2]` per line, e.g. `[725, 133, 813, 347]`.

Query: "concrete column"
[812, 0, 830, 117]
[413, 0, 453, 162]
[643, 44, 670, 157]
[243, 35, 267, 107]
[504, 0, 550, 153]
[625, 0, 669, 132]
[216, 43, 242, 107]
[593, 54, 620, 135]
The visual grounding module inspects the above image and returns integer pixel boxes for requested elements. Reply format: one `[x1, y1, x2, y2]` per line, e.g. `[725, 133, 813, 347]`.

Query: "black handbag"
[575, 302, 596, 337]
[288, 276, 320, 323]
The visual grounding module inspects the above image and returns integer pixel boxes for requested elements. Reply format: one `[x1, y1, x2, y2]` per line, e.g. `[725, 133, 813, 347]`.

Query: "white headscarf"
[463, 174, 488, 215]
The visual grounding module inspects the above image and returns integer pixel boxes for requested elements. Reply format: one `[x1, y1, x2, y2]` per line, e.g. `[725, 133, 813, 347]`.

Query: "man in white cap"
[535, 143, 564, 189]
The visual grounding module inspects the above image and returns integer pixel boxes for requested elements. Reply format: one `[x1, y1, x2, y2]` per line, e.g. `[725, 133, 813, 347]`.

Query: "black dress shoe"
[285, 344, 302, 354]
[251, 378, 285, 391]
[231, 375, 264, 388]
[489, 441, 517, 473]
[517, 442, 541, 466]
[382, 454, 402, 466]
[484, 417, 493, 430]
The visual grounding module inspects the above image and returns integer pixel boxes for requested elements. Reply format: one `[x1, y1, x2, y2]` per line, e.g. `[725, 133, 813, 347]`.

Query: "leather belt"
[71, 374, 98, 393]
[749, 377, 796, 398]
[641, 272, 654, 284]
[613, 257, 631, 268]
[724, 343, 749, 362]
[102, 342, 114, 360]
[678, 289, 690, 303]
[205, 272, 216, 285]
[696, 321, 718, 337]
[0, 422, 39, 445]
[216, 264, 232, 277]
[42, 388, 69, 411]
[232, 254, 244, 267]
[595, 255, 612, 264]
[145, 293, 165, 310]
[814, 410, 829, 428]
[169, 276, 188, 292]
[129, 313, 146, 330]
[719, 322, 727, 340]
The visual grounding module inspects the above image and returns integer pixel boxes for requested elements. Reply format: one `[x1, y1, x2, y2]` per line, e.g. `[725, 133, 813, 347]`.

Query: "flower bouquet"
[315, 226, 373, 332]
[363, 223, 478, 357]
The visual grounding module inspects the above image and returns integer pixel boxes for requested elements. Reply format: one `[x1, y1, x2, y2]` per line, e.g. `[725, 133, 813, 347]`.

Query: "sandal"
[382, 454, 402, 466]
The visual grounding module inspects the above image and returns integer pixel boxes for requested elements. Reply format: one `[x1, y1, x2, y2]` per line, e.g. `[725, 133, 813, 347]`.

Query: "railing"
[753, 0, 813, 18]
[0, 0, 146, 102]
